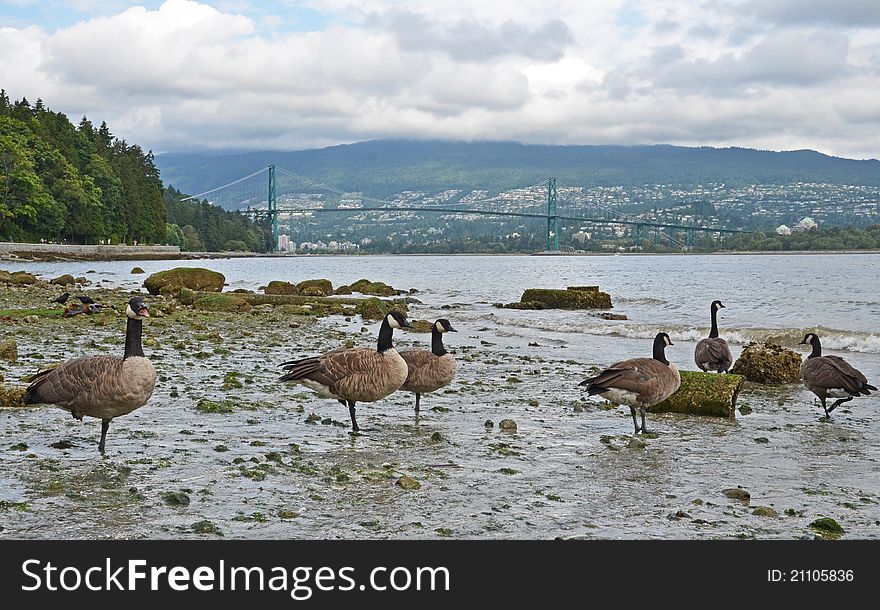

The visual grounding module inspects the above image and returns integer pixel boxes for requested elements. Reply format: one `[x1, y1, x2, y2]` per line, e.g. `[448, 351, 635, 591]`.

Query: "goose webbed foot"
[827, 397, 852, 414]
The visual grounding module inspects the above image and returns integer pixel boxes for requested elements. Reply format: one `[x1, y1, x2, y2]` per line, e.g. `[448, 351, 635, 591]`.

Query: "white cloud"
[0, 0, 878, 159]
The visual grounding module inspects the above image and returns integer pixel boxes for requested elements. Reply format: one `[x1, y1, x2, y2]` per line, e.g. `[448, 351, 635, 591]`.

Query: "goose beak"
[798, 339, 806, 345]
[401, 319, 414, 329]
[138, 304, 150, 317]
[448, 326, 458, 332]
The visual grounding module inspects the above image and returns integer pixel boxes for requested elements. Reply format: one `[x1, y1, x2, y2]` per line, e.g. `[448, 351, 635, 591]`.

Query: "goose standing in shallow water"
[694, 300, 733, 373]
[399, 319, 457, 412]
[580, 332, 680, 434]
[279, 310, 414, 432]
[23, 297, 156, 454]
[799, 333, 876, 418]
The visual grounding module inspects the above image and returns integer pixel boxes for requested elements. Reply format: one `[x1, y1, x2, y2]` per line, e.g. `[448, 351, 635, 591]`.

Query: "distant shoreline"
[1, 241, 879, 263]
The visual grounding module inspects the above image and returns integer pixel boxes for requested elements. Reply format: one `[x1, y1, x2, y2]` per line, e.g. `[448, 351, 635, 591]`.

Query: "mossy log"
[514, 287, 612, 310]
[730, 342, 802, 384]
[652, 370, 745, 418]
[144, 267, 225, 295]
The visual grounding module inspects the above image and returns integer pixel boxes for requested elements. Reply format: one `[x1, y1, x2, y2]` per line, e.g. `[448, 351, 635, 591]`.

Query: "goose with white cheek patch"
[398, 319, 457, 412]
[694, 300, 733, 373]
[23, 297, 157, 454]
[799, 332, 876, 418]
[580, 332, 681, 434]
[279, 310, 414, 432]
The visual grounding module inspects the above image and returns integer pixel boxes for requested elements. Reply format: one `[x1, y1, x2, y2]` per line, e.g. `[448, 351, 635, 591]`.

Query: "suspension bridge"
[181, 165, 748, 253]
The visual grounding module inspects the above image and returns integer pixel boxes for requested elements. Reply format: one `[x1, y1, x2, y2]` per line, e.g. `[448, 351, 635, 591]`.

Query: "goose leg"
[98, 418, 111, 455]
[639, 408, 650, 435]
[347, 401, 360, 433]
[827, 396, 853, 414]
[820, 397, 831, 418]
[415, 393, 421, 413]
[630, 407, 639, 434]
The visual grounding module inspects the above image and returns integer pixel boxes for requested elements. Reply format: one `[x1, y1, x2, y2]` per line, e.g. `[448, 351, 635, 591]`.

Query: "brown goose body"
[580, 332, 680, 433]
[23, 297, 155, 454]
[397, 319, 457, 411]
[799, 333, 875, 417]
[25, 355, 156, 421]
[279, 311, 413, 431]
[694, 300, 732, 372]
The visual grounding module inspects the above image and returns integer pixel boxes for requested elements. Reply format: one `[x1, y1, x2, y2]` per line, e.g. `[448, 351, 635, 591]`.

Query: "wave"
[425, 309, 880, 354]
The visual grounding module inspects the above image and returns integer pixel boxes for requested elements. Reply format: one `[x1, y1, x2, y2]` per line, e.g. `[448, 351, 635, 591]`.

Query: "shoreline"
[2, 241, 880, 262]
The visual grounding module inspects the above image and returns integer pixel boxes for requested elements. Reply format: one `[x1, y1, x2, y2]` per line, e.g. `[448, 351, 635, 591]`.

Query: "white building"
[775, 224, 791, 236]
[278, 234, 291, 251]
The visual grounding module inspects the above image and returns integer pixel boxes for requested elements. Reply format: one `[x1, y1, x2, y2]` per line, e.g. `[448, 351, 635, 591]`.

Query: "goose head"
[434, 319, 457, 333]
[652, 332, 674, 364]
[126, 297, 150, 320]
[799, 333, 820, 347]
[385, 310, 413, 329]
[711, 300, 725, 312]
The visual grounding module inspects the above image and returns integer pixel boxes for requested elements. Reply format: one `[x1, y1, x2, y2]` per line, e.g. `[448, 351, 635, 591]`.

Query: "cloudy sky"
[1, 0, 879, 158]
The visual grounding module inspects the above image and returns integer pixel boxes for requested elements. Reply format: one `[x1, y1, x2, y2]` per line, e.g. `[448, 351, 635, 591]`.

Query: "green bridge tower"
[546, 177, 559, 252]
[268, 164, 278, 252]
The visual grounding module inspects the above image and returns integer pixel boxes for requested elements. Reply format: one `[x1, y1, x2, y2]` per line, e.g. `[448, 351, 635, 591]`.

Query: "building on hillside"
[775, 224, 791, 236]
[793, 217, 818, 232]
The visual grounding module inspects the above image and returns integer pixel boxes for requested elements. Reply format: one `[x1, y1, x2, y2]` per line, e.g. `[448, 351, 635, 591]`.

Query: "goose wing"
[808, 356, 876, 394]
[399, 349, 435, 372]
[279, 348, 385, 389]
[581, 358, 679, 404]
[694, 338, 733, 370]
[24, 356, 123, 407]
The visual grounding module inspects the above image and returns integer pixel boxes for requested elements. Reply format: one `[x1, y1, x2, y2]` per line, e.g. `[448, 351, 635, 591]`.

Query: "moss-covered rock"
[177, 287, 197, 305]
[652, 371, 745, 418]
[501, 286, 613, 310]
[357, 298, 388, 320]
[809, 517, 845, 538]
[296, 279, 333, 296]
[131, 267, 145, 274]
[730, 342, 802, 384]
[0, 271, 38, 285]
[350, 278, 397, 296]
[334, 284, 353, 295]
[265, 281, 298, 295]
[50, 274, 75, 285]
[193, 293, 251, 313]
[0, 339, 17, 363]
[0, 384, 27, 408]
[407, 319, 434, 333]
[143, 267, 225, 295]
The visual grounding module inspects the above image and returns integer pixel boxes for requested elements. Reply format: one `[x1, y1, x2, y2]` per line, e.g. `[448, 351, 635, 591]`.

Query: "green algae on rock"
[809, 517, 845, 538]
[0, 384, 28, 408]
[500, 286, 613, 310]
[193, 293, 251, 313]
[730, 342, 802, 384]
[143, 267, 225, 295]
[0, 339, 17, 363]
[350, 278, 397, 296]
[652, 371, 745, 418]
[49, 274, 75, 285]
[0, 270, 38, 285]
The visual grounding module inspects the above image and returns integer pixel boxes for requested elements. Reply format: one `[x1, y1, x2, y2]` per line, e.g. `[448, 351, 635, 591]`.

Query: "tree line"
[0, 91, 269, 251]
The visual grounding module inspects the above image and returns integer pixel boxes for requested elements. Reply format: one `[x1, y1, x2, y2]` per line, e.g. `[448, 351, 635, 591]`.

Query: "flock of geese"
[16, 295, 877, 453]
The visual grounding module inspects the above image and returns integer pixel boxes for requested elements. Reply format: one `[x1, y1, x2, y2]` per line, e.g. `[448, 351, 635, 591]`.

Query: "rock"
[484, 419, 494, 429]
[0, 384, 27, 408]
[396, 475, 421, 490]
[408, 319, 434, 333]
[23, 315, 39, 323]
[652, 371, 745, 418]
[191, 520, 222, 535]
[739, 404, 753, 415]
[752, 506, 779, 518]
[356, 297, 388, 321]
[627, 437, 646, 450]
[430, 432, 443, 442]
[144, 268, 225, 295]
[193, 294, 251, 312]
[722, 488, 751, 502]
[528, 399, 539, 407]
[130, 267, 145, 274]
[177, 287, 197, 305]
[730, 342, 802, 384]
[161, 491, 191, 506]
[0, 339, 17, 363]
[809, 517, 845, 538]
[504, 287, 612, 310]
[296, 279, 333, 296]
[350, 278, 397, 296]
[0, 271, 37, 285]
[50, 274, 75, 285]
[499, 419, 518, 432]
[598, 312, 628, 320]
[334, 284, 353, 295]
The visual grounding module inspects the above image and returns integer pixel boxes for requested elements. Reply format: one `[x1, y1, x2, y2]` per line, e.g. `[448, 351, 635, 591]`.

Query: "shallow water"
[1, 253, 878, 539]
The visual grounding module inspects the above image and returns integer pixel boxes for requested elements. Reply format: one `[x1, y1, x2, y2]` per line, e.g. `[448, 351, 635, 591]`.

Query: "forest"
[0, 91, 268, 251]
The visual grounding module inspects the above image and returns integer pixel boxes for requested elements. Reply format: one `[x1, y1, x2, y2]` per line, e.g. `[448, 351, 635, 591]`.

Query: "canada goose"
[799, 333, 876, 418]
[694, 300, 733, 373]
[279, 310, 414, 432]
[51, 292, 70, 305]
[23, 297, 156, 454]
[579, 332, 680, 434]
[399, 319, 457, 412]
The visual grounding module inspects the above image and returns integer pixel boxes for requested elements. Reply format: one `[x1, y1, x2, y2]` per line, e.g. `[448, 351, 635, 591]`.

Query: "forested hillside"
[0, 91, 269, 251]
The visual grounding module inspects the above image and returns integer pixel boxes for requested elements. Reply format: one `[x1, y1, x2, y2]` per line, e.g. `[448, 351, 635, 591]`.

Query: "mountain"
[155, 140, 880, 210]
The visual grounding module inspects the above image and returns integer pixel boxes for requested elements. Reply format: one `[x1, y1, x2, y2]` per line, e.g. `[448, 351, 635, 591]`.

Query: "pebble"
[499, 419, 517, 432]
[396, 475, 421, 490]
[722, 488, 751, 502]
[752, 506, 779, 518]
[484, 419, 494, 429]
